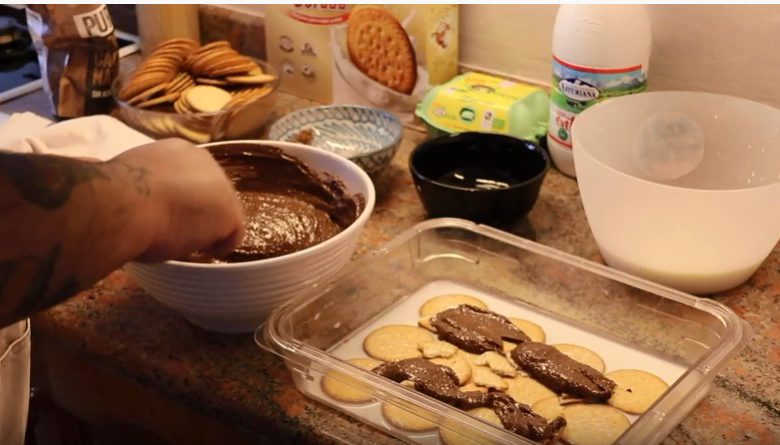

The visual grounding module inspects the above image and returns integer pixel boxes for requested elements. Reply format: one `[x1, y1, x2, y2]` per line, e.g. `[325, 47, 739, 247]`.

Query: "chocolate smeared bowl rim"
[151, 140, 376, 270]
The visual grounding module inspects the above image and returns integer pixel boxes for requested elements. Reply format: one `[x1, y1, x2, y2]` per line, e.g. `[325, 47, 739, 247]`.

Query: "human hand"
[110, 138, 245, 262]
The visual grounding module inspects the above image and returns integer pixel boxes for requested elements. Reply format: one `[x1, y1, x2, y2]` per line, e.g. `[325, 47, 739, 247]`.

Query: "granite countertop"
[3, 91, 778, 444]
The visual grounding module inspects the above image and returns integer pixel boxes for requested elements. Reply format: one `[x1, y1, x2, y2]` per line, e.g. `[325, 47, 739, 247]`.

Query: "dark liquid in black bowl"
[438, 166, 518, 190]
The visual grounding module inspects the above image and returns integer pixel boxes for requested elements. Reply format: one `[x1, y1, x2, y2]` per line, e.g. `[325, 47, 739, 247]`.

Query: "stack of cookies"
[118, 38, 199, 106]
[117, 38, 276, 114]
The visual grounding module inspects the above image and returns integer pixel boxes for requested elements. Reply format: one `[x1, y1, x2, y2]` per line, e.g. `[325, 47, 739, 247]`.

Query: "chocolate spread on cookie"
[372, 358, 487, 409]
[373, 358, 566, 442]
[510, 341, 616, 401]
[430, 305, 530, 353]
[488, 392, 566, 442]
[189, 143, 362, 263]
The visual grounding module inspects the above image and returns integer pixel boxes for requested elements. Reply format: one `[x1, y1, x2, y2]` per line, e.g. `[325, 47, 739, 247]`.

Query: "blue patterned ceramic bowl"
[268, 105, 403, 177]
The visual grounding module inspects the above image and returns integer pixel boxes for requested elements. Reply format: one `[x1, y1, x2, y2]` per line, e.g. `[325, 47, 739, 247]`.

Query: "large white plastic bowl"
[573, 91, 780, 294]
[126, 140, 376, 332]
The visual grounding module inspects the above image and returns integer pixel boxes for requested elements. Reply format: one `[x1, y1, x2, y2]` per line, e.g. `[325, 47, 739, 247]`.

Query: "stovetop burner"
[0, 5, 40, 98]
[0, 15, 17, 33]
[0, 15, 34, 66]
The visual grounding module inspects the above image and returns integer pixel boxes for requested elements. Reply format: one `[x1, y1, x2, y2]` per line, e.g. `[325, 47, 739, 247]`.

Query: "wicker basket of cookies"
[113, 38, 279, 143]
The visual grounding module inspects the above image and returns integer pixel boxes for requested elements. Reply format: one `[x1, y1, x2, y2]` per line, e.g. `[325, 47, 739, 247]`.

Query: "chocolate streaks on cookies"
[430, 304, 530, 353]
[431, 305, 615, 401]
[372, 358, 488, 409]
[372, 358, 567, 442]
[510, 341, 616, 401]
[489, 392, 567, 442]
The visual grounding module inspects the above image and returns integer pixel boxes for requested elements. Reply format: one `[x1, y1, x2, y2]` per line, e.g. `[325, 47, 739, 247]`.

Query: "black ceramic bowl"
[409, 132, 549, 225]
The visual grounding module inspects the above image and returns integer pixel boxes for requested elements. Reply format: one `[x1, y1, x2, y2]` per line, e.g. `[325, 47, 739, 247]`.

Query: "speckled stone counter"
[3, 91, 778, 444]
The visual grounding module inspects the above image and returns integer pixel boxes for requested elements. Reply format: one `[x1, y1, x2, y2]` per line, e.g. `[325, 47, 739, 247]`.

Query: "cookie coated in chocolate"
[430, 305, 530, 353]
[373, 358, 566, 442]
[189, 143, 363, 263]
[488, 392, 566, 442]
[372, 358, 488, 409]
[510, 341, 616, 401]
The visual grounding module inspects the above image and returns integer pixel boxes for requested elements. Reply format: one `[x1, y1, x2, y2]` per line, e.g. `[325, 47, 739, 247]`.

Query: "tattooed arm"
[0, 138, 244, 327]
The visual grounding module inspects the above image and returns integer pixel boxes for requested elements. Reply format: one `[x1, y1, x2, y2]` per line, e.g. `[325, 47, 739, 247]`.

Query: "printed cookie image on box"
[346, 8, 417, 94]
[265, 5, 458, 122]
[331, 5, 458, 121]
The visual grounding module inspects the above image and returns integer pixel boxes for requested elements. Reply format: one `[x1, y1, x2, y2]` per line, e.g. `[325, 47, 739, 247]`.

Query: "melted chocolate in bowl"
[189, 143, 364, 263]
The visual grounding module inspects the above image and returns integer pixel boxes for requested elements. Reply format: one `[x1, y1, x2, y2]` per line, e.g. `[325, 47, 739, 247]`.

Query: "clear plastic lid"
[258, 218, 751, 445]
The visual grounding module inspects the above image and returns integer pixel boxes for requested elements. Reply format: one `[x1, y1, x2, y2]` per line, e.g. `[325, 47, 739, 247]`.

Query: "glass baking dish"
[257, 218, 751, 444]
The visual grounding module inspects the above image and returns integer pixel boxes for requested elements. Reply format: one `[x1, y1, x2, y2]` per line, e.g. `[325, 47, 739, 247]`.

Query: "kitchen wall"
[224, 4, 780, 108]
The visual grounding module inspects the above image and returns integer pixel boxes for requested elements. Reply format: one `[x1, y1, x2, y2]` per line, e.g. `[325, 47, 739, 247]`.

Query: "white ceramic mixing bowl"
[126, 140, 376, 333]
[573, 91, 780, 294]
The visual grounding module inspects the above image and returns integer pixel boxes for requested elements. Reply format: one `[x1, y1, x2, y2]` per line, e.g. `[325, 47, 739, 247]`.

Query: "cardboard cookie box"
[265, 4, 458, 122]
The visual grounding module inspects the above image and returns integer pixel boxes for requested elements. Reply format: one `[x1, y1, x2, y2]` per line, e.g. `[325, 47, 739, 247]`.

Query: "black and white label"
[73, 5, 114, 38]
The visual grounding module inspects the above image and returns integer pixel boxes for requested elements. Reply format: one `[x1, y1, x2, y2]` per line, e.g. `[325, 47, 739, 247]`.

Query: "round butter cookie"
[419, 294, 488, 317]
[606, 369, 669, 414]
[532, 396, 564, 422]
[505, 376, 556, 407]
[382, 403, 437, 432]
[363, 324, 434, 362]
[561, 404, 630, 445]
[321, 357, 381, 404]
[430, 350, 472, 385]
[347, 7, 417, 94]
[553, 343, 606, 373]
[439, 407, 501, 445]
[183, 85, 232, 112]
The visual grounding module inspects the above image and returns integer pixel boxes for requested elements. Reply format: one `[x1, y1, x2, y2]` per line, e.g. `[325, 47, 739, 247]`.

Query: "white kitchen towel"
[0, 113, 153, 161]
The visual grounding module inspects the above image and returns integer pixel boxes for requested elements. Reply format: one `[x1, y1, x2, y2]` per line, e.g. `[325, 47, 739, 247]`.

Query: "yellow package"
[265, 5, 458, 122]
[416, 72, 550, 143]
